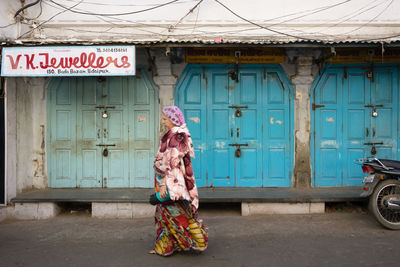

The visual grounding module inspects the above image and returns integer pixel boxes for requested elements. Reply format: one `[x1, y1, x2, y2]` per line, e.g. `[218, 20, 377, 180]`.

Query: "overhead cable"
[14, 0, 42, 18]
[341, 0, 393, 34]
[17, 0, 83, 39]
[48, 0, 180, 16]
[58, 0, 196, 7]
[213, 0, 323, 42]
[168, 0, 204, 32]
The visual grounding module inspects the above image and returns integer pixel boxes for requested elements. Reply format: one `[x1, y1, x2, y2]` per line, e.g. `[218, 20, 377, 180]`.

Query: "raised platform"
[11, 187, 365, 204]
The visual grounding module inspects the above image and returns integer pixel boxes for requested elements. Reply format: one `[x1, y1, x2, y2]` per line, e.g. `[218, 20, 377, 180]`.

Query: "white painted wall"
[1, 0, 400, 43]
[0, 0, 21, 41]
[15, 77, 48, 192]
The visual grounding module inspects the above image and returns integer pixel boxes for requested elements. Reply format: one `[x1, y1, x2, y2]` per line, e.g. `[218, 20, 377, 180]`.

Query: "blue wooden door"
[206, 67, 236, 186]
[176, 65, 292, 187]
[76, 77, 102, 187]
[262, 71, 291, 187]
[313, 66, 398, 186]
[101, 77, 130, 188]
[49, 71, 157, 188]
[370, 68, 398, 160]
[49, 78, 77, 187]
[128, 70, 157, 188]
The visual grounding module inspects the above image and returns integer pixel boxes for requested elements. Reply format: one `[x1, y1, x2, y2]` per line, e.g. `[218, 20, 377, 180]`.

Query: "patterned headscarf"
[162, 106, 185, 126]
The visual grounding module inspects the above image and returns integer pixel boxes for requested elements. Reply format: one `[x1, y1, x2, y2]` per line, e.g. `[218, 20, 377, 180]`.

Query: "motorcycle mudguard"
[360, 174, 380, 197]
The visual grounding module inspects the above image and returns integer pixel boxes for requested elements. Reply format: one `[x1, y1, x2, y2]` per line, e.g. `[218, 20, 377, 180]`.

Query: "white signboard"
[1, 46, 135, 77]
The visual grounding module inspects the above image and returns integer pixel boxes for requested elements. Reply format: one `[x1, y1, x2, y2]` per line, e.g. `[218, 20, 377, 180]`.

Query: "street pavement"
[1, 204, 400, 267]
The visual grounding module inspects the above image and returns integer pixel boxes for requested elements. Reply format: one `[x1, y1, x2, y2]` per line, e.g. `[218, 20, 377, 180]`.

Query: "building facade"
[1, 0, 400, 204]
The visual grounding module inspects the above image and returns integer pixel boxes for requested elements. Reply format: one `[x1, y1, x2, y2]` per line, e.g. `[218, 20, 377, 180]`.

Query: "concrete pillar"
[5, 78, 17, 204]
[290, 54, 316, 188]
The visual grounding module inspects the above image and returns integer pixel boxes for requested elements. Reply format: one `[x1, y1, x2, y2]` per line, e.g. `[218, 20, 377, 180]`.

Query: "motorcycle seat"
[376, 159, 400, 170]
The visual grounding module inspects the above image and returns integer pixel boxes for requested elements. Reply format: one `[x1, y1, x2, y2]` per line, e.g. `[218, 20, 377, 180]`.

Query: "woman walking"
[150, 106, 208, 256]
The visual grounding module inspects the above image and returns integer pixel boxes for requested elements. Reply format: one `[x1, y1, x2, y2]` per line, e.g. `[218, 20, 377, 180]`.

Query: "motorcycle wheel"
[369, 179, 400, 230]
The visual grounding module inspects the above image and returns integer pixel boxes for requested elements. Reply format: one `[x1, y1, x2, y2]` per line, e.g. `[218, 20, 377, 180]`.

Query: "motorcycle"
[356, 158, 400, 229]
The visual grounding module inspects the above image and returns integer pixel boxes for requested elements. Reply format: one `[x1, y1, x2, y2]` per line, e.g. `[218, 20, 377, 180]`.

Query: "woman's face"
[161, 114, 175, 129]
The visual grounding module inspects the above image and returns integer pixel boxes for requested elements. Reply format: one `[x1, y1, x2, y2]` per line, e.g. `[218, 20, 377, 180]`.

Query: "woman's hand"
[159, 185, 167, 199]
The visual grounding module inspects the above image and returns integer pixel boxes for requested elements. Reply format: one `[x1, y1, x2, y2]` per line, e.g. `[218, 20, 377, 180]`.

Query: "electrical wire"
[17, 0, 84, 39]
[191, 1, 201, 34]
[168, 0, 203, 32]
[0, 23, 17, 29]
[253, 0, 354, 23]
[307, 0, 385, 34]
[266, 0, 352, 27]
[14, 0, 42, 18]
[23, 0, 44, 20]
[17, 0, 400, 43]
[341, 0, 394, 34]
[58, 0, 196, 7]
[274, 0, 389, 41]
[213, 0, 325, 42]
[48, 0, 180, 16]
[42, 0, 174, 30]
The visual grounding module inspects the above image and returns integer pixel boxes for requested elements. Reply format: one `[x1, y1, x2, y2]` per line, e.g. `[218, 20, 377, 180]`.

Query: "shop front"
[311, 48, 400, 186]
[175, 48, 294, 187]
[2, 46, 159, 189]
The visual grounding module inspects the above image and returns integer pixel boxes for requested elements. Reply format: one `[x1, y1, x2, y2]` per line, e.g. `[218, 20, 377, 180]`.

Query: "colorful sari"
[153, 124, 208, 256]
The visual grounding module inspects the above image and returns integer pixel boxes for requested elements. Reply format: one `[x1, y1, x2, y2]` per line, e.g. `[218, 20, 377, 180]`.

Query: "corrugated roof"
[4, 38, 400, 47]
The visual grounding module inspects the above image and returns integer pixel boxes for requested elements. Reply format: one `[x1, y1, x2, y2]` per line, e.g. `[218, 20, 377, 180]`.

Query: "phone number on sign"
[98, 48, 128, 53]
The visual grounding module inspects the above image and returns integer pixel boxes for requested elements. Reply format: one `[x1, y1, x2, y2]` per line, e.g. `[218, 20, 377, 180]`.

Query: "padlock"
[235, 147, 241, 158]
[103, 148, 109, 157]
[371, 146, 376, 155]
[235, 109, 242, 117]
[372, 108, 378, 117]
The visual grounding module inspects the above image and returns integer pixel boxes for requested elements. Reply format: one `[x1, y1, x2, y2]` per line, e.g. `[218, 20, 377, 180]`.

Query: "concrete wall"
[15, 77, 48, 192]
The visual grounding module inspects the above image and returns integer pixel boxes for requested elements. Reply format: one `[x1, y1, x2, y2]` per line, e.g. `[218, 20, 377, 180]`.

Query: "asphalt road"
[1, 205, 400, 267]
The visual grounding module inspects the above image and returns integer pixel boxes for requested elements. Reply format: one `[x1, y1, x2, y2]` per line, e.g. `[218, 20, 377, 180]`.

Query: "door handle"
[231, 128, 233, 137]
[373, 128, 375, 137]
[97, 129, 101, 139]
[366, 128, 369, 137]
[363, 142, 383, 146]
[95, 106, 116, 109]
[229, 143, 248, 147]
[237, 128, 239, 138]
[103, 128, 107, 138]
[96, 144, 116, 146]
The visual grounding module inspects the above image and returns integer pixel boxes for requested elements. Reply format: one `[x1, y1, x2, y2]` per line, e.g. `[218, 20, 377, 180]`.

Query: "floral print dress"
[153, 125, 208, 256]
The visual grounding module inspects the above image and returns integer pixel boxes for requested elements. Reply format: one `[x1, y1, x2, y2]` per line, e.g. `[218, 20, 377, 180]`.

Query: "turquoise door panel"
[76, 77, 102, 188]
[262, 72, 291, 187]
[342, 68, 370, 186]
[49, 78, 77, 188]
[207, 69, 235, 186]
[236, 69, 262, 187]
[102, 77, 129, 188]
[48, 69, 157, 188]
[371, 69, 398, 160]
[176, 65, 293, 187]
[129, 71, 157, 188]
[179, 67, 207, 187]
[312, 66, 398, 187]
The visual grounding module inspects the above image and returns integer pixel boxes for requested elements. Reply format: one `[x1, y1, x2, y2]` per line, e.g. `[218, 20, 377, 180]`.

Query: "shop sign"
[186, 47, 285, 64]
[326, 47, 400, 63]
[1, 46, 135, 77]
